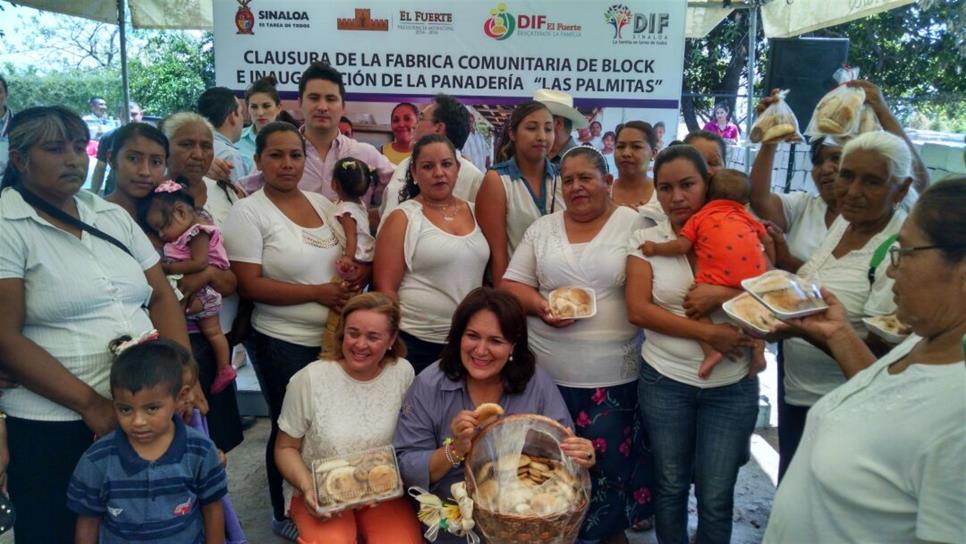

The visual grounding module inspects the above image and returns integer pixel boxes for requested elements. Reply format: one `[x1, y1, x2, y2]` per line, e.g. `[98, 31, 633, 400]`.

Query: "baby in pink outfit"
[143, 180, 236, 394]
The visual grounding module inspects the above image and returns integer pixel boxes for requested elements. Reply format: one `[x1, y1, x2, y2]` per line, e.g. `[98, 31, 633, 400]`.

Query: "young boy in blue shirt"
[67, 339, 227, 544]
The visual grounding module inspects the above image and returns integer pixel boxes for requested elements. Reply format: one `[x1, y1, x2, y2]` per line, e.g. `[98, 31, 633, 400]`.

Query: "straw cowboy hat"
[533, 89, 589, 129]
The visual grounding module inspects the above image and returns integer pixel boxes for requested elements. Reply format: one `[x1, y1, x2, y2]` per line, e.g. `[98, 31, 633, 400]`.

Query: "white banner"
[213, 0, 687, 111]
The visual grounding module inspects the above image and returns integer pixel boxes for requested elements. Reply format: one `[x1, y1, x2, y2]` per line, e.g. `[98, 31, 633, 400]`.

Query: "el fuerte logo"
[483, 3, 515, 40]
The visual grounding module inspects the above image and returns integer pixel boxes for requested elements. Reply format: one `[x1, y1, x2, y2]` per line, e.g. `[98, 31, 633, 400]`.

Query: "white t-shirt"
[394, 200, 490, 343]
[277, 358, 415, 513]
[503, 208, 644, 388]
[0, 189, 158, 421]
[378, 151, 484, 223]
[627, 221, 751, 387]
[783, 212, 903, 407]
[777, 191, 829, 263]
[223, 190, 342, 347]
[335, 200, 374, 263]
[764, 335, 966, 544]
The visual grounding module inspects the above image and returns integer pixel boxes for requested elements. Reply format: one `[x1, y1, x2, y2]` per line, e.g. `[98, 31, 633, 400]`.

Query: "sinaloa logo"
[484, 3, 515, 40]
[605, 4, 632, 39]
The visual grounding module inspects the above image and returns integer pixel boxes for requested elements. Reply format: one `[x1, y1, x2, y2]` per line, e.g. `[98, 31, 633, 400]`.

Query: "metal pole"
[744, 2, 758, 170]
[118, 0, 131, 123]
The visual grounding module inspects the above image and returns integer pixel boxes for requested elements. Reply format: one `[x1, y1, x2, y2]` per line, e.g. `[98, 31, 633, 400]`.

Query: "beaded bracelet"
[442, 437, 464, 466]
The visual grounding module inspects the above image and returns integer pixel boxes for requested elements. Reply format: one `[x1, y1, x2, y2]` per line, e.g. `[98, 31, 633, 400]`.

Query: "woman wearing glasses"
[764, 176, 965, 543]
[776, 131, 914, 476]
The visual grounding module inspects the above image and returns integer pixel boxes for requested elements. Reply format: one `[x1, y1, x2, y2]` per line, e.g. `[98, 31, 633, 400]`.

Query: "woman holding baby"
[626, 144, 760, 544]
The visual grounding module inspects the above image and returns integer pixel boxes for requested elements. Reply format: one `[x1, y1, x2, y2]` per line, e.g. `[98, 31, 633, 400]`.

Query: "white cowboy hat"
[533, 89, 589, 129]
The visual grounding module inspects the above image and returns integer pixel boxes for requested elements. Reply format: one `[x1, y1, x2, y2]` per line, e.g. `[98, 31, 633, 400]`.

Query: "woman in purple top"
[393, 288, 596, 540]
[701, 103, 741, 143]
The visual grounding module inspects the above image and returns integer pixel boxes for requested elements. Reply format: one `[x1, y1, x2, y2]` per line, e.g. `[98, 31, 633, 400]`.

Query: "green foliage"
[681, 2, 964, 133]
[128, 32, 215, 116]
[2, 31, 213, 119]
[3, 64, 125, 115]
[682, 10, 766, 130]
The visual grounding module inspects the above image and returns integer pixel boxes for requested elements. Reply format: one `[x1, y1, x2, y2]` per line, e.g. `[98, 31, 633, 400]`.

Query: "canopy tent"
[9, 0, 918, 133]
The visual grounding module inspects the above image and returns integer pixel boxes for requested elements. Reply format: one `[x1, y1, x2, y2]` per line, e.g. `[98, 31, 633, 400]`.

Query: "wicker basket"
[463, 414, 591, 544]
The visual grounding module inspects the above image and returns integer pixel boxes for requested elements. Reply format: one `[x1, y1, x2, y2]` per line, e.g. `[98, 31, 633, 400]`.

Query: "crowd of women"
[0, 60, 962, 544]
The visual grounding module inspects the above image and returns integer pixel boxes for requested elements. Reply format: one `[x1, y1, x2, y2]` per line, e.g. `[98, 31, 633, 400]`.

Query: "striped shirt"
[67, 418, 228, 543]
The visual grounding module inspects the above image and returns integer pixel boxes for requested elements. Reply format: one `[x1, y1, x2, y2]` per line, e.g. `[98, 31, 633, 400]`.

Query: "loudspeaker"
[764, 38, 849, 134]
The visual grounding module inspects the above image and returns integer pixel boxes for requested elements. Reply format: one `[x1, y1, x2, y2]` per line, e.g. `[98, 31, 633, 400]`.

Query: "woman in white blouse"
[0, 106, 189, 542]
[765, 177, 965, 543]
[777, 131, 913, 477]
[476, 101, 565, 283]
[375, 134, 489, 374]
[502, 147, 651, 543]
[275, 292, 422, 544]
[626, 144, 758, 544]
[223, 121, 354, 539]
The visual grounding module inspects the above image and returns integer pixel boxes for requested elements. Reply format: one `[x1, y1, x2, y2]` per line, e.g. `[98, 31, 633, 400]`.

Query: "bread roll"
[762, 123, 795, 143]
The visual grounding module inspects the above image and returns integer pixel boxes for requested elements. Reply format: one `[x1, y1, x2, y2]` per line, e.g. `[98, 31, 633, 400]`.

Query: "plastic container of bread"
[742, 270, 828, 320]
[863, 315, 909, 344]
[548, 287, 596, 320]
[465, 414, 591, 544]
[311, 445, 403, 515]
[723, 292, 783, 337]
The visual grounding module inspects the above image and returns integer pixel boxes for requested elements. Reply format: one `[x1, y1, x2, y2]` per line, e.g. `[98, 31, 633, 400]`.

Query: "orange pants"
[290, 494, 424, 544]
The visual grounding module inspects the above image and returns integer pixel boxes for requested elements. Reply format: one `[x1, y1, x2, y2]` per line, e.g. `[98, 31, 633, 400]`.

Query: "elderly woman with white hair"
[160, 112, 244, 227]
[777, 130, 914, 472]
[764, 176, 966, 543]
[157, 111, 244, 453]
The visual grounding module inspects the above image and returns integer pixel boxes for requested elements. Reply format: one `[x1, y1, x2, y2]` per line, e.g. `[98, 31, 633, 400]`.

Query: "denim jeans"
[245, 330, 321, 520]
[638, 360, 759, 544]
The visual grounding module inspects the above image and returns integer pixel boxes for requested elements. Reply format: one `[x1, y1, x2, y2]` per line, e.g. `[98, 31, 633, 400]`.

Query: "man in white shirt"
[379, 94, 484, 224]
[81, 96, 118, 141]
[199, 87, 253, 183]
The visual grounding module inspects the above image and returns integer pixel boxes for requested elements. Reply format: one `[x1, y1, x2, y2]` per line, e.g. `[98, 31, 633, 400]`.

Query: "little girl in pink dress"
[142, 180, 236, 394]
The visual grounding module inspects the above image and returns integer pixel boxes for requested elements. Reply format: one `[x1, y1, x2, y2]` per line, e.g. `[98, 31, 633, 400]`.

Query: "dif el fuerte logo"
[483, 3, 515, 40]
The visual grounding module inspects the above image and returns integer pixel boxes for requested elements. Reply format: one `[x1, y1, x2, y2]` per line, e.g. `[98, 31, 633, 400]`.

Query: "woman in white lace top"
[274, 292, 422, 544]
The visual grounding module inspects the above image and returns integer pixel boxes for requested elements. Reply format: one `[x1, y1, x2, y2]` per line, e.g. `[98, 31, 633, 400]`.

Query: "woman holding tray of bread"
[502, 146, 653, 543]
[776, 131, 913, 478]
[626, 144, 760, 544]
[393, 287, 596, 543]
[374, 134, 490, 374]
[749, 81, 929, 273]
[764, 177, 965, 544]
[274, 292, 423, 544]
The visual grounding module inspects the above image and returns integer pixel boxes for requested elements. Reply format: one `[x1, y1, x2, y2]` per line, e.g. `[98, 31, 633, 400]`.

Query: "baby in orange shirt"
[642, 169, 771, 378]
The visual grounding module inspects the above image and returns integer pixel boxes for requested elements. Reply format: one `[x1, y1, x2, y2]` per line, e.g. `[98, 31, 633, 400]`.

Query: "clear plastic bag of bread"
[465, 414, 591, 543]
[805, 66, 866, 139]
[750, 89, 804, 144]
